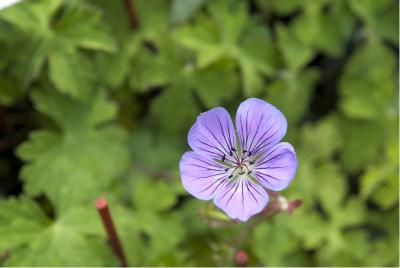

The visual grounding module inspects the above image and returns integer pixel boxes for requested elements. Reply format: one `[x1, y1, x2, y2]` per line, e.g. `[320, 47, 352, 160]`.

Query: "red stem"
[96, 197, 127, 267]
[123, 0, 139, 30]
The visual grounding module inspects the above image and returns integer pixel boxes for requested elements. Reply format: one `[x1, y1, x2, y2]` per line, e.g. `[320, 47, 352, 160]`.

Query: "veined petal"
[252, 142, 298, 191]
[213, 177, 269, 222]
[235, 98, 287, 155]
[180, 151, 230, 200]
[188, 107, 237, 161]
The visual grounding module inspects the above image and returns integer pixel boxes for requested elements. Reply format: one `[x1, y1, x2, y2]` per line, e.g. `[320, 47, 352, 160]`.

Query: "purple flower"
[179, 98, 298, 221]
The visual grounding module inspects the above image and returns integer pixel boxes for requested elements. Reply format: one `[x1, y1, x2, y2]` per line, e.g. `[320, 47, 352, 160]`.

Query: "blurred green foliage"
[0, 0, 398, 266]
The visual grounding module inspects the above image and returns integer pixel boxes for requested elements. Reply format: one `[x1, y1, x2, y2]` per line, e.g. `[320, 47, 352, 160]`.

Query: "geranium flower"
[179, 98, 298, 221]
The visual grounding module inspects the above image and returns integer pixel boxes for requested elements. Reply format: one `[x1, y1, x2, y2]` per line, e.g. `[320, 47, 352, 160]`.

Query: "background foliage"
[0, 0, 398, 266]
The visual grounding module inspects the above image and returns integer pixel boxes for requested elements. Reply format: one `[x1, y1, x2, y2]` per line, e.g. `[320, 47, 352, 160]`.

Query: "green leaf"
[0, 74, 24, 105]
[339, 40, 397, 120]
[112, 205, 186, 266]
[349, 0, 398, 43]
[175, 0, 276, 95]
[49, 50, 94, 99]
[291, 1, 355, 57]
[53, 3, 116, 52]
[334, 198, 365, 227]
[8, 37, 49, 87]
[1, 0, 116, 95]
[360, 129, 398, 208]
[339, 118, 384, 173]
[267, 68, 319, 126]
[192, 59, 239, 107]
[132, 178, 181, 212]
[276, 22, 314, 71]
[0, 197, 116, 266]
[288, 209, 328, 250]
[151, 82, 199, 133]
[0, 0, 61, 35]
[96, 36, 140, 88]
[135, 0, 169, 37]
[301, 115, 342, 161]
[369, 174, 399, 209]
[130, 36, 183, 91]
[0, 196, 49, 253]
[17, 89, 129, 212]
[252, 217, 300, 266]
[315, 162, 346, 214]
[130, 127, 184, 171]
[255, 0, 303, 16]
[170, 0, 206, 24]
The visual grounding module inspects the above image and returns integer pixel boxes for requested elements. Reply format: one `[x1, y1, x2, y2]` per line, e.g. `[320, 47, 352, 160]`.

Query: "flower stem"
[123, 0, 139, 30]
[96, 197, 127, 267]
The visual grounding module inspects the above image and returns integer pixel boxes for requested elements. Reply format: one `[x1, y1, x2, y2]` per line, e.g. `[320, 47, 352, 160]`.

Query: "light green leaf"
[9, 37, 49, 87]
[96, 36, 140, 88]
[267, 68, 319, 126]
[0, 0, 61, 35]
[151, 82, 199, 133]
[339, 40, 397, 119]
[170, 0, 206, 24]
[339, 118, 384, 172]
[192, 60, 239, 107]
[49, 50, 94, 99]
[252, 217, 300, 266]
[130, 34, 183, 90]
[349, 0, 398, 43]
[0, 197, 117, 266]
[132, 178, 181, 212]
[130, 130, 183, 172]
[370, 174, 399, 209]
[175, 0, 275, 94]
[301, 115, 342, 161]
[135, 0, 169, 38]
[334, 198, 365, 227]
[17, 89, 129, 212]
[315, 162, 346, 213]
[276, 22, 314, 71]
[53, 4, 116, 52]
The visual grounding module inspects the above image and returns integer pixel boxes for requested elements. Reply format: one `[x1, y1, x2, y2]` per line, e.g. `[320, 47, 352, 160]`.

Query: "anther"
[228, 175, 233, 178]
[247, 170, 252, 175]
[229, 151, 233, 156]
[224, 168, 229, 172]
[248, 151, 252, 156]
[249, 160, 255, 165]
[231, 148, 236, 152]
[221, 155, 226, 162]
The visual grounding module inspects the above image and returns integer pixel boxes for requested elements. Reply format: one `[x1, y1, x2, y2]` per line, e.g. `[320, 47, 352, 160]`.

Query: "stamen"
[228, 175, 233, 178]
[242, 163, 251, 173]
[225, 168, 229, 172]
[221, 155, 226, 162]
[247, 170, 252, 175]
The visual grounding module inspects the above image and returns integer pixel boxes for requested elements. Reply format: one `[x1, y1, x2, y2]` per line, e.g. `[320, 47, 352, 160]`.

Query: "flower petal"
[188, 107, 237, 161]
[180, 151, 230, 200]
[213, 177, 269, 221]
[252, 142, 298, 191]
[235, 98, 287, 156]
